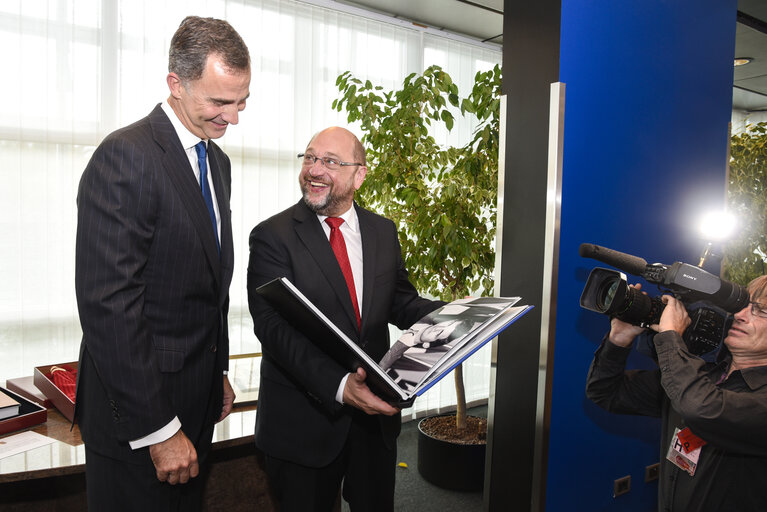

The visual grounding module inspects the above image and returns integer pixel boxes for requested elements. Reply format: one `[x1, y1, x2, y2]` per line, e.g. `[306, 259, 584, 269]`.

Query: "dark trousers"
[265, 415, 397, 512]
[84, 446, 209, 511]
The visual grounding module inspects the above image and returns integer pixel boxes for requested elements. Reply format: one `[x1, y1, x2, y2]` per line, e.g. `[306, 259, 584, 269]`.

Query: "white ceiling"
[338, 0, 503, 44]
[340, 0, 767, 112]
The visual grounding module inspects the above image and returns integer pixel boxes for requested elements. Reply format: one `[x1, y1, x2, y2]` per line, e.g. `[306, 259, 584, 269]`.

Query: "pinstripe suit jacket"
[247, 200, 441, 468]
[74, 104, 233, 464]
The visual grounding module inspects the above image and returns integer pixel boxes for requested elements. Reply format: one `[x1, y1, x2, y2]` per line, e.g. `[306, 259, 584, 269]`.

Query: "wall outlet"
[645, 463, 660, 482]
[613, 475, 631, 497]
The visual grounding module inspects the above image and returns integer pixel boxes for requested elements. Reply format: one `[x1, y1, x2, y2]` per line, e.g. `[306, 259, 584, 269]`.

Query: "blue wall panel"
[545, 1, 736, 510]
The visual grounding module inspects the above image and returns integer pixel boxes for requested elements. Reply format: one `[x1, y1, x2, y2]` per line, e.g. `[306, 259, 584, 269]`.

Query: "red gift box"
[34, 362, 78, 423]
[0, 386, 47, 436]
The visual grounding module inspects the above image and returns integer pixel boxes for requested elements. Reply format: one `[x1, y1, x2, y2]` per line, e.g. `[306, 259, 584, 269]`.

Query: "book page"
[381, 297, 520, 393]
[414, 305, 531, 394]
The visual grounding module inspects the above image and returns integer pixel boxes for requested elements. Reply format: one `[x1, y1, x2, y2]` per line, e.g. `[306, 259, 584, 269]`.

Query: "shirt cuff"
[601, 337, 633, 361]
[336, 373, 350, 404]
[653, 330, 680, 352]
[653, 330, 684, 370]
[129, 417, 182, 450]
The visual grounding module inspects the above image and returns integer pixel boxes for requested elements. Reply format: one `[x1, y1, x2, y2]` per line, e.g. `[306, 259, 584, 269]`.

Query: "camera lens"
[580, 266, 666, 328]
[597, 277, 622, 311]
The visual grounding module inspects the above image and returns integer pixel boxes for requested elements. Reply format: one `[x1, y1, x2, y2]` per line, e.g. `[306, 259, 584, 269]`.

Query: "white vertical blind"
[0, 0, 500, 417]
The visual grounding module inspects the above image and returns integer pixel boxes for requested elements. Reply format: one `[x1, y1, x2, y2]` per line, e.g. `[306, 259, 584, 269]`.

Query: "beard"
[300, 176, 354, 217]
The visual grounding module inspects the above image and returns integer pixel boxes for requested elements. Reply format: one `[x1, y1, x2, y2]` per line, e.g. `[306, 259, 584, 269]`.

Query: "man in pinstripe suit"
[74, 17, 250, 510]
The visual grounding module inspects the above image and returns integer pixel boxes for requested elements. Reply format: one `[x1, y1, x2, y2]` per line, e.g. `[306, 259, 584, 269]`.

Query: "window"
[0, 0, 500, 416]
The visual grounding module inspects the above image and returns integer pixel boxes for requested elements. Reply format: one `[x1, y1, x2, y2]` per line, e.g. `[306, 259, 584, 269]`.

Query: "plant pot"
[417, 415, 486, 491]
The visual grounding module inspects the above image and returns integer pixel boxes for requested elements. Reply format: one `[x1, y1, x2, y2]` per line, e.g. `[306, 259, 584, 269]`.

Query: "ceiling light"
[734, 57, 753, 67]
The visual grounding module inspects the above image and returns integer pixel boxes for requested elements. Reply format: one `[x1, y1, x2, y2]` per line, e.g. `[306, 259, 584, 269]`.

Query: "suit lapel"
[208, 142, 234, 301]
[148, 105, 221, 285]
[293, 201, 360, 334]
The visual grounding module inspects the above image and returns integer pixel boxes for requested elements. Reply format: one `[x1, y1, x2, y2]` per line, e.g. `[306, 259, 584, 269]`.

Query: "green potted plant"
[333, 64, 501, 490]
[722, 121, 767, 285]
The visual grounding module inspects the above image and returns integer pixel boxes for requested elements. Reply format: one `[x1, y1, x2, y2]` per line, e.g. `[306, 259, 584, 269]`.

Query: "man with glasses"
[586, 275, 767, 511]
[247, 126, 443, 511]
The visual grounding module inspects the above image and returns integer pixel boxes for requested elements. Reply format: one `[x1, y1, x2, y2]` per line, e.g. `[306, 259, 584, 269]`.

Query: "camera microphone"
[579, 243, 648, 276]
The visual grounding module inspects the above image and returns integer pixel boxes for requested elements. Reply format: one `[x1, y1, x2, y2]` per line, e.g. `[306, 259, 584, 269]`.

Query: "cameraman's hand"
[608, 284, 646, 347]
[657, 295, 690, 336]
[609, 317, 645, 347]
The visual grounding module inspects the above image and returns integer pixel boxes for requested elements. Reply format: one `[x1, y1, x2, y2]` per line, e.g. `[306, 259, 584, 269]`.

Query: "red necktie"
[325, 217, 361, 328]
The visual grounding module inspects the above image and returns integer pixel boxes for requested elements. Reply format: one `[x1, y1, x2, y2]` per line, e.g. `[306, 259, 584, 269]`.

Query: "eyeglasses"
[298, 153, 363, 170]
[749, 301, 767, 318]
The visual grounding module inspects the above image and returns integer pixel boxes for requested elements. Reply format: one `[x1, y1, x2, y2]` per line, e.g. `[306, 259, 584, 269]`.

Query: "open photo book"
[256, 277, 533, 407]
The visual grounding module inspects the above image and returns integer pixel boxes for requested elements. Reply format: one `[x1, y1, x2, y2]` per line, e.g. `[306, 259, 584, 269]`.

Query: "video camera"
[578, 243, 750, 355]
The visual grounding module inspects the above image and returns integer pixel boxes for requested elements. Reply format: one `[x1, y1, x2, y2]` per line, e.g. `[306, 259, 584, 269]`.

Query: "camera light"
[698, 211, 736, 242]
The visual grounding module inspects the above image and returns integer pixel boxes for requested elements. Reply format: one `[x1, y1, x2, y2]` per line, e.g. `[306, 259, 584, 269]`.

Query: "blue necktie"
[194, 141, 220, 253]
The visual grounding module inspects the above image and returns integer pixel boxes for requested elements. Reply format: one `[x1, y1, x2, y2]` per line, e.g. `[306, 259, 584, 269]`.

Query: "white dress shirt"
[316, 206, 364, 404]
[160, 101, 221, 240]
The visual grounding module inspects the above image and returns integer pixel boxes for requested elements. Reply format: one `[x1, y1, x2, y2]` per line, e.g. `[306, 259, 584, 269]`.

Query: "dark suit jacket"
[247, 199, 441, 468]
[74, 104, 233, 464]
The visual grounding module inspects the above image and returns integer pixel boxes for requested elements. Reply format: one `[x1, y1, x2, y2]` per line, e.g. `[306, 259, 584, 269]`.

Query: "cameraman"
[586, 276, 767, 511]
